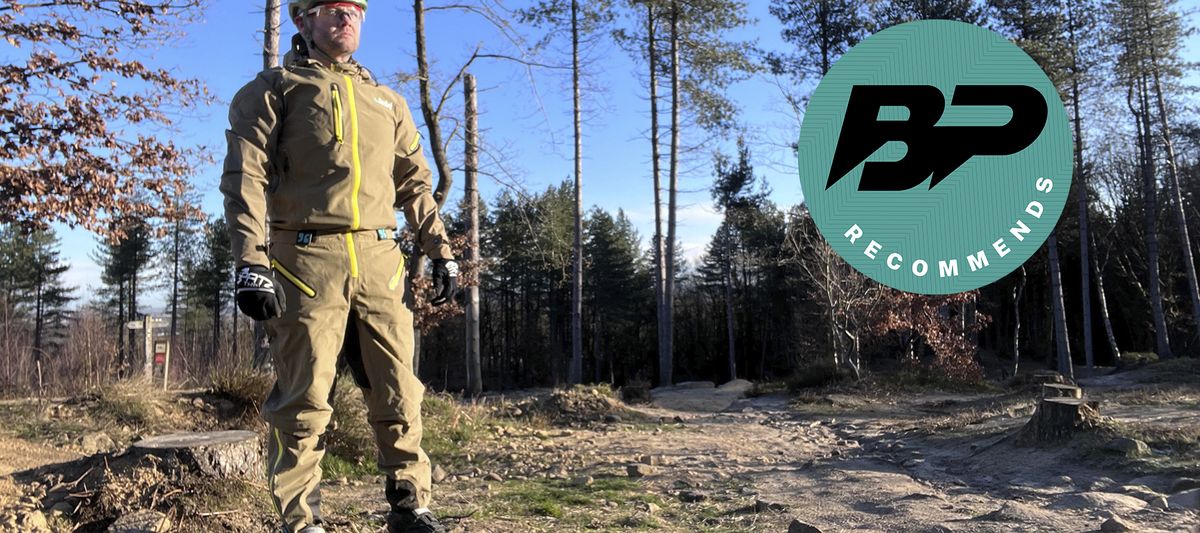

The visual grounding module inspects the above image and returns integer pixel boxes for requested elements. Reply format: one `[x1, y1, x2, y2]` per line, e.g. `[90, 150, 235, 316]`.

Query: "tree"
[767, 0, 864, 92]
[518, 0, 616, 384]
[661, 0, 757, 385]
[705, 137, 768, 381]
[1111, 0, 1176, 358]
[0, 0, 209, 238]
[95, 218, 153, 376]
[869, 0, 986, 29]
[989, 0, 1077, 377]
[584, 208, 647, 383]
[184, 217, 234, 359]
[28, 229, 75, 389]
[0, 225, 75, 390]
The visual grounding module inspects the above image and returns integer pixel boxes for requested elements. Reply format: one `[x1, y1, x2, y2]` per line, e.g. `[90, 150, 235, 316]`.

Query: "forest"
[1, 0, 1198, 397]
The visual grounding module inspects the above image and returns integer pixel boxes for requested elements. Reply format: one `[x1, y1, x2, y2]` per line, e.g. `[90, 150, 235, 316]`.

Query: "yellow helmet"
[288, 0, 367, 22]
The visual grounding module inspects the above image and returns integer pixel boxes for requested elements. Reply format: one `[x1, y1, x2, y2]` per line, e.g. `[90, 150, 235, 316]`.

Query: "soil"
[2, 364, 1198, 532]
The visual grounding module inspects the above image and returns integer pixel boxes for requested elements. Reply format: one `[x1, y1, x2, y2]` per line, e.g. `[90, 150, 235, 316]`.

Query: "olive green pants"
[262, 230, 431, 532]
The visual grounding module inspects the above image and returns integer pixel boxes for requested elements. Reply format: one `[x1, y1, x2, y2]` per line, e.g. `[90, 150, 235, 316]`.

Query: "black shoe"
[387, 507, 447, 533]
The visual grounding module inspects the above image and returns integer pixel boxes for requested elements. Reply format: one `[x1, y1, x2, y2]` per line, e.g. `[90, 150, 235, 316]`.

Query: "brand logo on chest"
[374, 97, 394, 110]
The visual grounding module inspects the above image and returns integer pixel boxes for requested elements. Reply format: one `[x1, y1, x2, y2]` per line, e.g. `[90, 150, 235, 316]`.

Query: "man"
[220, 1, 456, 532]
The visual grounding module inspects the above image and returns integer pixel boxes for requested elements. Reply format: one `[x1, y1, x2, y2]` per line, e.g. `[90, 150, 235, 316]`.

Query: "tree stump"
[1042, 383, 1083, 399]
[1016, 397, 1102, 445]
[131, 431, 262, 480]
[1030, 370, 1065, 384]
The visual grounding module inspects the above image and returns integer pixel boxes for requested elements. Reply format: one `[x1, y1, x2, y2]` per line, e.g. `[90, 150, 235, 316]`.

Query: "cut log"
[131, 431, 262, 480]
[1016, 397, 1102, 445]
[1042, 383, 1083, 399]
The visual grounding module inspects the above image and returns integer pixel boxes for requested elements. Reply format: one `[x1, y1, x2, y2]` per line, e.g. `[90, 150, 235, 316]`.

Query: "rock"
[1167, 488, 1200, 510]
[108, 510, 170, 533]
[788, 519, 823, 533]
[754, 499, 788, 513]
[678, 490, 707, 503]
[431, 465, 448, 484]
[1051, 475, 1073, 486]
[902, 459, 923, 468]
[1100, 515, 1134, 532]
[1118, 485, 1164, 503]
[1149, 496, 1168, 510]
[641, 501, 661, 514]
[639, 454, 660, 466]
[974, 502, 1067, 523]
[1170, 478, 1200, 494]
[1049, 492, 1147, 515]
[627, 464, 655, 478]
[717, 379, 754, 394]
[80, 432, 115, 454]
[604, 414, 622, 423]
[573, 475, 594, 487]
[675, 381, 716, 389]
[534, 430, 551, 440]
[1104, 437, 1150, 458]
[484, 472, 503, 482]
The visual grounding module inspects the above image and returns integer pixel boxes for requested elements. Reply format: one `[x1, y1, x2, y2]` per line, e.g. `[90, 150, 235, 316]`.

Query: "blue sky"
[44, 0, 1200, 310]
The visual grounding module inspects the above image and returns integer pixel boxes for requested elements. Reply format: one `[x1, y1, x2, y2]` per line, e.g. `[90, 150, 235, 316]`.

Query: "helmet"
[288, 0, 367, 22]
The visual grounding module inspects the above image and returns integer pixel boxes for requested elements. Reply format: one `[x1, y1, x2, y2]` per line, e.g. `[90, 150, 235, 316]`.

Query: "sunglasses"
[307, 3, 365, 23]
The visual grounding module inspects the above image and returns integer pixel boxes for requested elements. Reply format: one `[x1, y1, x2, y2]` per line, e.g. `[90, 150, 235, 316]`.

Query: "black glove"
[430, 258, 459, 306]
[236, 265, 286, 321]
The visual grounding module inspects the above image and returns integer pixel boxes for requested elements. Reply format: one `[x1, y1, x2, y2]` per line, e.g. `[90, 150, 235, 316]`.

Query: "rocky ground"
[1, 359, 1198, 532]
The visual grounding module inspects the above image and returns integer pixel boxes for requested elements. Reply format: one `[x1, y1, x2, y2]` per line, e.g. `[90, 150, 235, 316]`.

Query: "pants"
[262, 229, 431, 532]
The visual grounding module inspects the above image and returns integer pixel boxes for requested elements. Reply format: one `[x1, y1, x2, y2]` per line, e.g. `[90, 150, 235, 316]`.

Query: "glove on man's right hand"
[236, 265, 286, 321]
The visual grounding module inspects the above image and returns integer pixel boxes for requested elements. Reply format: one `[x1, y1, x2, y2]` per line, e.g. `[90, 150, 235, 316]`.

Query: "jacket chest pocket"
[281, 84, 336, 149]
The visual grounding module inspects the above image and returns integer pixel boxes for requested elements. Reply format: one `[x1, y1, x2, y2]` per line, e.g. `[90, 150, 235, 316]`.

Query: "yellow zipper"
[343, 74, 361, 230]
[331, 84, 344, 144]
[388, 253, 407, 290]
[345, 232, 359, 279]
[270, 259, 317, 298]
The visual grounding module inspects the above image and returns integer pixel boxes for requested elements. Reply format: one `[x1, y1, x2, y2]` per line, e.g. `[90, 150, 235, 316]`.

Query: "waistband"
[271, 227, 397, 246]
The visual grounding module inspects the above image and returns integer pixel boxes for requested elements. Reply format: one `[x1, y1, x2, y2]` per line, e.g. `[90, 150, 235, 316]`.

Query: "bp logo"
[798, 20, 1072, 294]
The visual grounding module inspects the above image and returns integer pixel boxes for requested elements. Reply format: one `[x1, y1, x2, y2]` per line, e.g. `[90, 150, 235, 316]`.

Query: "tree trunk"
[1016, 396, 1101, 446]
[648, 4, 669, 387]
[723, 247, 736, 381]
[665, 0, 679, 386]
[1092, 233, 1120, 362]
[1067, 4, 1094, 368]
[1146, 18, 1200, 348]
[263, 0, 280, 69]
[1136, 74, 1172, 358]
[464, 73, 482, 397]
[117, 278, 125, 378]
[1048, 233, 1073, 380]
[1013, 266, 1026, 377]
[133, 431, 263, 480]
[568, 0, 583, 385]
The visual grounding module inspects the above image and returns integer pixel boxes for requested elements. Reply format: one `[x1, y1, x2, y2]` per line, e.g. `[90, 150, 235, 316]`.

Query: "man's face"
[301, 3, 363, 59]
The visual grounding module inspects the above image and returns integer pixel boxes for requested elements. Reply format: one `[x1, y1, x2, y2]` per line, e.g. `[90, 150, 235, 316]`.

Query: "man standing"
[220, 2, 457, 532]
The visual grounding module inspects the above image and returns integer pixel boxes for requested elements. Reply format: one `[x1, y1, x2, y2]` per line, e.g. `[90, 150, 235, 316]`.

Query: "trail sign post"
[126, 316, 171, 389]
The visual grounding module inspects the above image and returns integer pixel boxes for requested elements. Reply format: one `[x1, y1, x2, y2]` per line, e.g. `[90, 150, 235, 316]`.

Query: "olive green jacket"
[220, 50, 452, 268]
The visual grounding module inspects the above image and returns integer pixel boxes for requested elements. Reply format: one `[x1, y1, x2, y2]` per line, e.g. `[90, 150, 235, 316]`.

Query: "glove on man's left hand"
[236, 265, 287, 321]
[430, 259, 458, 306]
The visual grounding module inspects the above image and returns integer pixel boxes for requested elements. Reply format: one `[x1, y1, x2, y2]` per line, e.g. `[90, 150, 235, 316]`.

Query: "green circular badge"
[798, 20, 1072, 294]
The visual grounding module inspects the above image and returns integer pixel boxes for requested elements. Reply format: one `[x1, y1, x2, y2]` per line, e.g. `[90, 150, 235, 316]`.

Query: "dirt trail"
[318, 384, 1199, 532]
[3, 373, 1199, 532]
